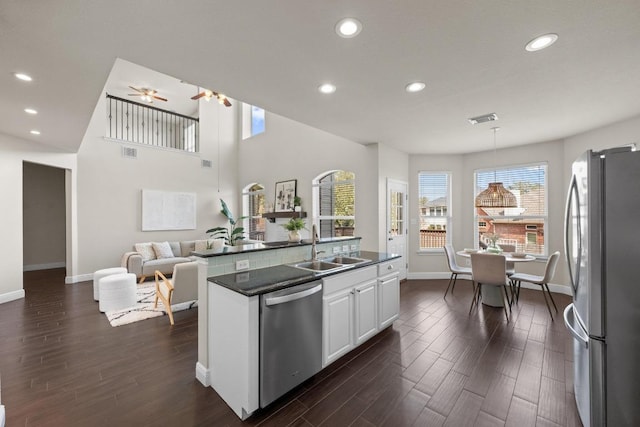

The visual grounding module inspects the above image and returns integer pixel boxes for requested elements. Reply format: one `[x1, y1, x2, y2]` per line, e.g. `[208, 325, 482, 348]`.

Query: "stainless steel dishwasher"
[260, 281, 323, 407]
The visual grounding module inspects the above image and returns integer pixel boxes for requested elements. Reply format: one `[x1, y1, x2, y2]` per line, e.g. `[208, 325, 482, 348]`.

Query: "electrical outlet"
[332, 246, 341, 254]
[342, 245, 349, 252]
[465, 259, 471, 266]
[235, 259, 250, 270]
[350, 244, 357, 251]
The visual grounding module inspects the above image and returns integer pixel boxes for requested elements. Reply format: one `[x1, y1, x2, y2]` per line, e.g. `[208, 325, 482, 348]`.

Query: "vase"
[487, 244, 502, 254]
[288, 230, 301, 243]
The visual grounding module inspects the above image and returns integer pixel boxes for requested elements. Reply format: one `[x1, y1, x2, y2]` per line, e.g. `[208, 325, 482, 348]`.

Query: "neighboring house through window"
[474, 162, 548, 255]
[313, 170, 355, 238]
[418, 172, 451, 250]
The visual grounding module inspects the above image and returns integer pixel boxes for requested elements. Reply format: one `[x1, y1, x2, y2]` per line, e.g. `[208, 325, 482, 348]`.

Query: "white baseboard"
[195, 362, 210, 387]
[406, 271, 572, 296]
[0, 289, 25, 304]
[65, 274, 93, 284]
[23, 262, 66, 272]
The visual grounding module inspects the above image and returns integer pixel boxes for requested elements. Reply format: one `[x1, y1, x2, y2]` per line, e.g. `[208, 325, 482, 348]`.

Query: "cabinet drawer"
[378, 258, 402, 277]
[323, 266, 377, 295]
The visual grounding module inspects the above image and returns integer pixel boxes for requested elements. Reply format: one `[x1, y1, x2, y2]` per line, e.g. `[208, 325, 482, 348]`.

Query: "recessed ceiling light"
[525, 33, 558, 52]
[30, 130, 41, 135]
[24, 108, 38, 115]
[405, 82, 426, 93]
[335, 18, 362, 38]
[318, 83, 337, 94]
[14, 72, 33, 81]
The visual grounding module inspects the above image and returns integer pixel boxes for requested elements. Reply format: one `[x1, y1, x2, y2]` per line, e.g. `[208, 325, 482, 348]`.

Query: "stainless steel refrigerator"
[564, 146, 640, 427]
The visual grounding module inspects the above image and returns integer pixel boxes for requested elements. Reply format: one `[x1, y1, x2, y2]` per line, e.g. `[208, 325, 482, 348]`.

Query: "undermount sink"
[291, 260, 345, 273]
[323, 256, 370, 265]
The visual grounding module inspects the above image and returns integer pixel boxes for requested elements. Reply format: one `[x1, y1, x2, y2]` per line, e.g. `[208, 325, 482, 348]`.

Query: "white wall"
[238, 111, 380, 251]
[0, 133, 76, 302]
[74, 89, 238, 281]
[23, 162, 66, 270]
[376, 143, 410, 251]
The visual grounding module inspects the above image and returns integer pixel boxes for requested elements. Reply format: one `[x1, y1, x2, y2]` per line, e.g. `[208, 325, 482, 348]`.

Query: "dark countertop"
[192, 236, 361, 258]
[208, 251, 401, 296]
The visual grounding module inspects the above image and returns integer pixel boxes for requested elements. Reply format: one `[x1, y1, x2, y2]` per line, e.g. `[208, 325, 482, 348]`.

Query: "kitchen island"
[194, 247, 401, 420]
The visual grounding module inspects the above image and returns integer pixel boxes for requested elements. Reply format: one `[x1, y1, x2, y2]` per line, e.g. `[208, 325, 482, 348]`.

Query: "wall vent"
[468, 113, 498, 125]
[201, 159, 213, 168]
[121, 146, 137, 159]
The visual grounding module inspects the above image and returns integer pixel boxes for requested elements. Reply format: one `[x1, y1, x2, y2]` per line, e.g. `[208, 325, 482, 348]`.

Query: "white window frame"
[474, 162, 548, 256]
[312, 170, 356, 238]
[418, 171, 452, 252]
[242, 183, 266, 241]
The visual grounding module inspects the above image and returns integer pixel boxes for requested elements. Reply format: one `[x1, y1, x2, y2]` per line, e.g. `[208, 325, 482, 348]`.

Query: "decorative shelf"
[262, 211, 307, 223]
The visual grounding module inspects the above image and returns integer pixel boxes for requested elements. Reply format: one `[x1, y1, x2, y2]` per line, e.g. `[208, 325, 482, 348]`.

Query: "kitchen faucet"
[311, 224, 324, 261]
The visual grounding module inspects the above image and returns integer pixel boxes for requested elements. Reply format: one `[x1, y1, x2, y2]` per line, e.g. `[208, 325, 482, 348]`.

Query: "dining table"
[457, 249, 535, 307]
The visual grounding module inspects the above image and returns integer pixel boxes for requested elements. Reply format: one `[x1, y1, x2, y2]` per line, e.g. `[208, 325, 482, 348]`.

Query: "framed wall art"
[275, 179, 297, 212]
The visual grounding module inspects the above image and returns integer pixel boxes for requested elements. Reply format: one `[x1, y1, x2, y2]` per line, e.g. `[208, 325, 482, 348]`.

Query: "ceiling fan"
[128, 86, 167, 102]
[191, 89, 232, 107]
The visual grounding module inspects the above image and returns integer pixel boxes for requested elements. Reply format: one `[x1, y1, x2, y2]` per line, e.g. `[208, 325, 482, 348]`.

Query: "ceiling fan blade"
[153, 95, 168, 102]
[223, 98, 232, 107]
[191, 92, 206, 100]
[128, 86, 143, 93]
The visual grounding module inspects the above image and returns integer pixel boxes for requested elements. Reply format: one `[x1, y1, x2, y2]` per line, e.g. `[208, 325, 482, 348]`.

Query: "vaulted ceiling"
[2, 1, 639, 154]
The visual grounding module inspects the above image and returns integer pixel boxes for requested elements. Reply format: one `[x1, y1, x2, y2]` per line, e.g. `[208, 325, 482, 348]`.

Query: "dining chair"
[154, 261, 198, 325]
[443, 244, 472, 298]
[499, 244, 517, 277]
[469, 253, 511, 322]
[509, 251, 561, 320]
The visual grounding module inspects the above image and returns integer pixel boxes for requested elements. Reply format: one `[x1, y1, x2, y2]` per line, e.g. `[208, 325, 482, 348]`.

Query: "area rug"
[105, 282, 197, 327]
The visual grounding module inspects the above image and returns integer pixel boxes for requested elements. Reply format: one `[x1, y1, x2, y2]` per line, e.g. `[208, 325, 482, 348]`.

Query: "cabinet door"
[354, 279, 378, 345]
[323, 290, 353, 366]
[378, 274, 400, 329]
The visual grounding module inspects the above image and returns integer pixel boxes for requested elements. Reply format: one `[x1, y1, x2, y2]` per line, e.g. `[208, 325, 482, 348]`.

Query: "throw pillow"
[152, 241, 175, 259]
[134, 242, 156, 261]
[195, 239, 210, 252]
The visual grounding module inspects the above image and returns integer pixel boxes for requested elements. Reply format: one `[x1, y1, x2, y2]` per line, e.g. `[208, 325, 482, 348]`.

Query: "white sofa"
[121, 240, 207, 283]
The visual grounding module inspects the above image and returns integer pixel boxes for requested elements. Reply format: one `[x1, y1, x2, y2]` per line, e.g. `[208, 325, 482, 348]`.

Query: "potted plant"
[485, 233, 502, 253]
[282, 217, 306, 243]
[293, 196, 302, 212]
[206, 199, 248, 246]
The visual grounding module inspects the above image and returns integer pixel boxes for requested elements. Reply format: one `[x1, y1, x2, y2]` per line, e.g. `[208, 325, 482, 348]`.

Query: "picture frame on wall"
[275, 179, 297, 212]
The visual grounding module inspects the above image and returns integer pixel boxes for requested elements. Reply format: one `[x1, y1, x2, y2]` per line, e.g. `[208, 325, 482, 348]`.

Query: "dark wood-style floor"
[0, 269, 582, 426]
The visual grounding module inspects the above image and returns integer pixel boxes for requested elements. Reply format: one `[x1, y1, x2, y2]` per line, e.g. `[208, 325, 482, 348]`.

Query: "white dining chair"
[509, 251, 561, 320]
[469, 253, 511, 322]
[443, 244, 472, 298]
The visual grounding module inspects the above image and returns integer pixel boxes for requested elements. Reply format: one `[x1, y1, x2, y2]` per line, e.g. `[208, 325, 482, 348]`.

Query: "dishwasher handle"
[265, 284, 322, 306]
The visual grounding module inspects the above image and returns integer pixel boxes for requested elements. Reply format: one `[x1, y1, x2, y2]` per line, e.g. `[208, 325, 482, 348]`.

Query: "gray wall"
[22, 162, 66, 270]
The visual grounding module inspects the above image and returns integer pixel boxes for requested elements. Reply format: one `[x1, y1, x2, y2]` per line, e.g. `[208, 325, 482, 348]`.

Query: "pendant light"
[474, 127, 518, 208]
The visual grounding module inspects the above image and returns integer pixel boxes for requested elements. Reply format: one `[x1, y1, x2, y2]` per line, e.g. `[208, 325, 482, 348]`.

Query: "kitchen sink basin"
[323, 256, 370, 265]
[292, 260, 345, 273]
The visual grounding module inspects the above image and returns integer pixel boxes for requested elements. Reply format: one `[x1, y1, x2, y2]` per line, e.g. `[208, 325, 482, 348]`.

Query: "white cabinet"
[377, 259, 401, 329]
[323, 288, 353, 364]
[354, 279, 378, 344]
[322, 266, 377, 366]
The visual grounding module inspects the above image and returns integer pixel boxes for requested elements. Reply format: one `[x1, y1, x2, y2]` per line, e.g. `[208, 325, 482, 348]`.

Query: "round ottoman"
[93, 267, 127, 301]
[98, 273, 137, 313]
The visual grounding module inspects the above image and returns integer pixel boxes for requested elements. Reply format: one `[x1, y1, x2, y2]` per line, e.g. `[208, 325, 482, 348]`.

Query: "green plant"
[282, 217, 306, 231]
[206, 199, 248, 246]
[293, 196, 301, 207]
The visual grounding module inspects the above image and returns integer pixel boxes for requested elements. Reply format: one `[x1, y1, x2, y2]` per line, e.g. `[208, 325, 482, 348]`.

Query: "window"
[313, 171, 355, 238]
[241, 103, 265, 139]
[418, 172, 451, 250]
[474, 163, 547, 255]
[243, 183, 266, 241]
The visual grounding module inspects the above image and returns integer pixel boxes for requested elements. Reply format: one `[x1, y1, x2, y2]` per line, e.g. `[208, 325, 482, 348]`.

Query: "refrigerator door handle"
[564, 174, 581, 295]
[564, 304, 588, 349]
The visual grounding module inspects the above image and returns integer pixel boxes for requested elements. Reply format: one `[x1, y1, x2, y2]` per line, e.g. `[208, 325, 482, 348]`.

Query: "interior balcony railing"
[106, 94, 199, 153]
